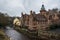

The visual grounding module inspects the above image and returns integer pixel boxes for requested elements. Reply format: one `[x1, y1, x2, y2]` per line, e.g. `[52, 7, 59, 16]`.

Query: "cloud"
[0, 0, 26, 16]
[0, 0, 60, 16]
[6, 0, 25, 9]
[23, 0, 60, 13]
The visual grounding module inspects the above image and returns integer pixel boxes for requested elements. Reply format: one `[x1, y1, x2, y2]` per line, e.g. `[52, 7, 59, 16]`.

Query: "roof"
[33, 14, 47, 22]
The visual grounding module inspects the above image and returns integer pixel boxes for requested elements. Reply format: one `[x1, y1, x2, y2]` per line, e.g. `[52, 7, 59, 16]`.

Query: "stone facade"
[21, 4, 60, 30]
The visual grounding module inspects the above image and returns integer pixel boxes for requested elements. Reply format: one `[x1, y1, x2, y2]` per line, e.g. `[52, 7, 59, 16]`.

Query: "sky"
[0, 0, 60, 17]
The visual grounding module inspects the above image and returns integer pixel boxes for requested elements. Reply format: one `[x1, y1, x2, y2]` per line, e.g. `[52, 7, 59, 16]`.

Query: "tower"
[40, 4, 46, 15]
[41, 4, 45, 10]
[40, 4, 46, 12]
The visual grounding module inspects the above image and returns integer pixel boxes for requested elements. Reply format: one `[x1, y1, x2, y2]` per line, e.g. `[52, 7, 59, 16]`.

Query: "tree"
[52, 8, 58, 13]
[0, 12, 9, 28]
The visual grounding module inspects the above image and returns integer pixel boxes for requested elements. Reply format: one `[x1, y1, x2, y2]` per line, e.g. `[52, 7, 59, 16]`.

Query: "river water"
[4, 27, 30, 40]
[4, 27, 60, 40]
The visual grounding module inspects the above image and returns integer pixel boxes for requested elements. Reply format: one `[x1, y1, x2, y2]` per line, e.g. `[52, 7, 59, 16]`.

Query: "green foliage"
[0, 12, 9, 27]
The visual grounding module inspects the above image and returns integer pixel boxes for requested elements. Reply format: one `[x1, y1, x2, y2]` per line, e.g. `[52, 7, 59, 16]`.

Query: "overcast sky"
[0, 0, 60, 17]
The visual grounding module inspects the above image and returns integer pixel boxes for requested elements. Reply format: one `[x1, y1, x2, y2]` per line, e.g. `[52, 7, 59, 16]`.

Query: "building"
[21, 4, 60, 31]
[13, 17, 21, 26]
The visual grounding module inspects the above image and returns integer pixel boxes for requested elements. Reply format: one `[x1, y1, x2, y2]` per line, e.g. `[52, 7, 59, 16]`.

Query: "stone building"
[21, 4, 60, 31]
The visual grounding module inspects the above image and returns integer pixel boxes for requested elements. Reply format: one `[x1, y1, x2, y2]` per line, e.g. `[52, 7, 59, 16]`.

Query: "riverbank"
[38, 30, 60, 40]
[0, 29, 10, 40]
[14, 26, 60, 40]
[14, 27, 38, 40]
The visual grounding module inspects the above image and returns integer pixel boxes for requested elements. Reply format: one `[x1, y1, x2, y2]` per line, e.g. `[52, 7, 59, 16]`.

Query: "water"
[4, 27, 30, 40]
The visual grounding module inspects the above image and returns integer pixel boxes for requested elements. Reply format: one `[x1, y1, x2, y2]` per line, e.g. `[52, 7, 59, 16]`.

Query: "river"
[5, 27, 60, 40]
[4, 27, 30, 40]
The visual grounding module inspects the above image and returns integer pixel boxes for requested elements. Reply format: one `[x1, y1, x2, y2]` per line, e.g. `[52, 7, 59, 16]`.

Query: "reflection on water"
[5, 27, 30, 40]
